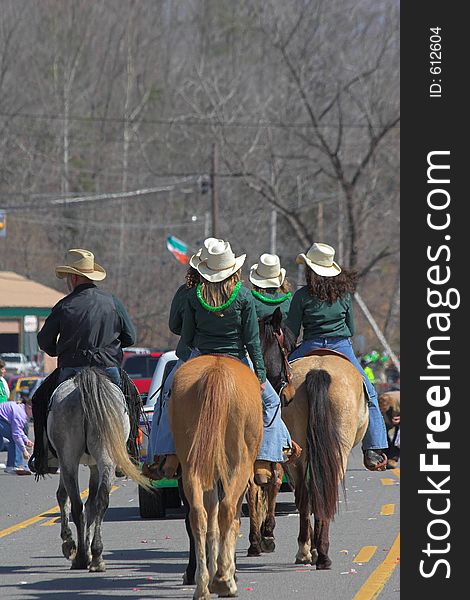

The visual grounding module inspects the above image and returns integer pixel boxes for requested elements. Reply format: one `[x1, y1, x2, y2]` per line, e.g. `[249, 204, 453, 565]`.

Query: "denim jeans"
[0, 417, 26, 468]
[152, 350, 292, 463]
[289, 337, 388, 450]
[57, 366, 121, 387]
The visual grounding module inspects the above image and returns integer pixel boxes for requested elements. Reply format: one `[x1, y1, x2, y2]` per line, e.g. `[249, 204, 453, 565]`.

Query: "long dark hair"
[305, 265, 358, 303]
[185, 266, 200, 288]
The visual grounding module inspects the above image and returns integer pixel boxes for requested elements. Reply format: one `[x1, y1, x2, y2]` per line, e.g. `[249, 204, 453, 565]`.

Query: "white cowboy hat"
[55, 248, 106, 281]
[189, 237, 222, 269]
[296, 242, 341, 277]
[197, 240, 246, 283]
[249, 253, 286, 288]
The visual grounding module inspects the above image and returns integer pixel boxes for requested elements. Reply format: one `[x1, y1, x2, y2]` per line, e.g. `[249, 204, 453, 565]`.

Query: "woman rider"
[249, 253, 292, 320]
[145, 238, 220, 480]
[179, 239, 293, 485]
[285, 242, 389, 472]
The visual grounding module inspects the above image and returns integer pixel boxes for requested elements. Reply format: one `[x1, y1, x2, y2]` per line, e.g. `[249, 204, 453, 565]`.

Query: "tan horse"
[169, 354, 263, 600]
[258, 308, 368, 569]
[283, 353, 368, 567]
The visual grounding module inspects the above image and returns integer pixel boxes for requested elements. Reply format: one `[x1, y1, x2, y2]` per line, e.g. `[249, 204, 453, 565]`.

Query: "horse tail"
[188, 357, 232, 491]
[304, 369, 345, 520]
[76, 368, 151, 490]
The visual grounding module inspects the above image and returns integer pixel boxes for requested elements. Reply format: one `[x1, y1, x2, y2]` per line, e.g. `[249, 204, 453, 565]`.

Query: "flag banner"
[166, 235, 190, 264]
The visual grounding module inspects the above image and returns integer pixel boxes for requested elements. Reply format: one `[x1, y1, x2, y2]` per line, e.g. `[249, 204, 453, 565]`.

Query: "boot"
[363, 449, 388, 471]
[254, 460, 273, 486]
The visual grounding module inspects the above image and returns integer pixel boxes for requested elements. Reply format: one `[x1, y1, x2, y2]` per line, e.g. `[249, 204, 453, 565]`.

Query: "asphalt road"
[0, 446, 400, 600]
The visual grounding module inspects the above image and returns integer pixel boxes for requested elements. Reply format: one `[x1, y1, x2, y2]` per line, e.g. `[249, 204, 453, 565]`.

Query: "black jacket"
[37, 283, 136, 368]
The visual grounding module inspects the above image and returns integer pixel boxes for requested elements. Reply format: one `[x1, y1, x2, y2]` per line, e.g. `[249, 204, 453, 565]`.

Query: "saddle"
[301, 348, 352, 362]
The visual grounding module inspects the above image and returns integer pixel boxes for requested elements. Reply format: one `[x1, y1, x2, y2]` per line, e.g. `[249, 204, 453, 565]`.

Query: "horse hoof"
[247, 545, 262, 557]
[260, 536, 275, 553]
[183, 571, 196, 585]
[316, 557, 332, 570]
[89, 560, 106, 572]
[295, 555, 312, 565]
[209, 577, 237, 597]
[62, 540, 77, 561]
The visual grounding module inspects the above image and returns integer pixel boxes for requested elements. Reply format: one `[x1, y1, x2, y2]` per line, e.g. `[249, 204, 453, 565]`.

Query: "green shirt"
[285, 286, 355, 341]
[250, 288, 292, 321]
[168, 284, 192, 361]
[181, 285, 266, 383]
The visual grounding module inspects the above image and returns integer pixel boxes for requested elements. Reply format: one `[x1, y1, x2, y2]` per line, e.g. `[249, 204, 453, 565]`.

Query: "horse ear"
[272, 307, 282, 332]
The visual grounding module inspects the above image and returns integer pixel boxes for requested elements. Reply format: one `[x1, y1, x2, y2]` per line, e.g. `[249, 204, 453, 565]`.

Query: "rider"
[179, 239, 294, 486]
[29, 248, 137, 474]
[145, 238, 221, 478]
[249, 253, 292, 320]
[285, 242, 389, 472]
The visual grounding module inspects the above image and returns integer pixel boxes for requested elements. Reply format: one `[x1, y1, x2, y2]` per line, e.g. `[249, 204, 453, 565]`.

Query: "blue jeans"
[0, 417, 26, 468]
[289, 337, 388, 450]
[57, 366, 121, 387]
[153, 350, 292, 463]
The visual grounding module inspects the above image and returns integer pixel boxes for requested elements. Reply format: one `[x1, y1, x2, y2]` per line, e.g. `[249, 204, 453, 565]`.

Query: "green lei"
[196, 281, 242, 312]
[251, 289, 292, 304]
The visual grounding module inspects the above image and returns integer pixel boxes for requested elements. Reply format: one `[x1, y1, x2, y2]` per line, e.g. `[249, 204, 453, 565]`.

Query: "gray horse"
[47, 368, 150, 572]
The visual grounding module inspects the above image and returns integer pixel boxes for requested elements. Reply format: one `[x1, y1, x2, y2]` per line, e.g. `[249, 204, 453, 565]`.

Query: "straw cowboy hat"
[189, 237, 222, 269]
[296, 242, 341, 277]
[196, 240, 246, 283]
[249, 253, 286, 288]
[55, 248, 106, 281]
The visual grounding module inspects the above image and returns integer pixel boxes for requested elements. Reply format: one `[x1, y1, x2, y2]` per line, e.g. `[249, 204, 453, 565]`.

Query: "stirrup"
[254, 460, 273, 486]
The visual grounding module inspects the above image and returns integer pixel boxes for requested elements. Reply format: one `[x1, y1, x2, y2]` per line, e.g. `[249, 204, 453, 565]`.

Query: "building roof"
[0, 272, 64, 308]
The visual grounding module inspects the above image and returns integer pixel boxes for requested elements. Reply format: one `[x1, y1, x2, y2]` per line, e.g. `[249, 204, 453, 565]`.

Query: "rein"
[273, 328, 293, 387]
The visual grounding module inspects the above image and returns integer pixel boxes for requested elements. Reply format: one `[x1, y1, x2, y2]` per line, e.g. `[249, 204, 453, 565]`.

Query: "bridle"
[259, 319, 293, 400]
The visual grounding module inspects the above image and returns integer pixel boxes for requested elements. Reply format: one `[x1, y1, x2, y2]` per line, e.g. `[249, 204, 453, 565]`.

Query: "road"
[0, 446, 400, 600]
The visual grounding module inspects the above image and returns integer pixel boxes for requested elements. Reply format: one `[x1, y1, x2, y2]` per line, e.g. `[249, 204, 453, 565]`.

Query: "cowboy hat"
[55, 248, 106, 281]
[189, 237, 222, 269]
[196, 240, 246, 283]
[296, 242, 341, 277]
[249, 253, 286, 288]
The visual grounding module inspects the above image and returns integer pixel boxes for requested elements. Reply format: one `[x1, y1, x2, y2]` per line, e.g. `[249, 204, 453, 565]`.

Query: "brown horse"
[169, 354, 263, 600]
[258, 308, 368, 568]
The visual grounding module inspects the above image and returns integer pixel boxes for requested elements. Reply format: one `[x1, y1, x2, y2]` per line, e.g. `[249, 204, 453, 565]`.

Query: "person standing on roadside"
[0, 360, 10, 403]
[0, 397, 34, 475]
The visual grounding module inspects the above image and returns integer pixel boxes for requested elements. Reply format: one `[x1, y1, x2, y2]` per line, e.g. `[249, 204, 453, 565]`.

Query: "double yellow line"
[0, 486, 118, 539]
[352, 467, 400, 599]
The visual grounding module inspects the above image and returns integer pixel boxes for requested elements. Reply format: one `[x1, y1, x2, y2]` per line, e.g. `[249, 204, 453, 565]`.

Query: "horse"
[169, 354, 263, 600]
[47, 367, 151, 572]
[257, 307, 368, 568]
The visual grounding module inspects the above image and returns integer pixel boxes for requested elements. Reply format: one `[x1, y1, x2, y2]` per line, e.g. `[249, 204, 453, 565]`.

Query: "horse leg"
[205, 488, 219, 589]
[246, 480, 262, 556]
[293, 467, 315, 565]
[60, 464, 89, 570]
[211, 476, 247, 598]
[184, 475, 211, 600]
[179, 478, 196, 585]
[260, 463, 282, 553]
[88, 463, 113, 572]
[85, 465, 100, 570]
[57, 477, 76, 561]
[313, 517, 332, 570]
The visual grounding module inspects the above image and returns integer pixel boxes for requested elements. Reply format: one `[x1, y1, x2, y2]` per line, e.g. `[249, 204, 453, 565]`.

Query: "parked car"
[121, 352, 162, 396]
[0, 353, 32, 376]
[137, 350, 179, 519]
[8, 375, 42, 401]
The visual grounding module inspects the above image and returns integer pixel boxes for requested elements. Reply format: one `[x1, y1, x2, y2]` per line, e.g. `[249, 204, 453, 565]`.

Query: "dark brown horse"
[257, 308, 368, 568]
[169, 354, 263, 599]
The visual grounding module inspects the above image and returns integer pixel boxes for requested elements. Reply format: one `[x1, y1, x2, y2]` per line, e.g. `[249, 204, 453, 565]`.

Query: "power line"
[0, 111, 400, 130]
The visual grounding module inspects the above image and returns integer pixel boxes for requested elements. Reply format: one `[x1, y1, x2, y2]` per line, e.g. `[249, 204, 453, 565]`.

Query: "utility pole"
[211, 142, 219, 238]
[270, 209, 277, 254]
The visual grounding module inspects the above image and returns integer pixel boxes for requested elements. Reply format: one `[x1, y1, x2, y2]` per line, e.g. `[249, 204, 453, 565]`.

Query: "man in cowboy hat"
[29, 248, 136, 474]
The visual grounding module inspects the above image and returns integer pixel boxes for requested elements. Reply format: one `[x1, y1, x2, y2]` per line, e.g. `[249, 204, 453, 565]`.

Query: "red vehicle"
[122, 352, 162, 395]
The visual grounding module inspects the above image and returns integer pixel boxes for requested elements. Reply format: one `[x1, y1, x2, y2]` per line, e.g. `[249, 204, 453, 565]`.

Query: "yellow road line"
[353, 546, 377, 563]
[380, 478, 395, 486]
[391, 468, 400, 479]
[352, 533, 400, 600]
[380, 504, 395, 516]
[1, 485, 118, 536]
